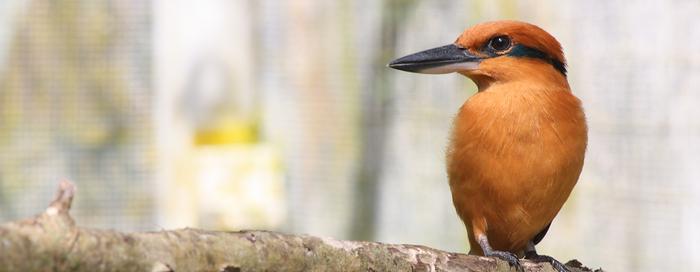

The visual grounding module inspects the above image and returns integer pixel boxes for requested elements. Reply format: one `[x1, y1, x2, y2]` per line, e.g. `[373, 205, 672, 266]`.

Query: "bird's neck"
[460, 74, 577, 123]
[480, 77, 571, 95]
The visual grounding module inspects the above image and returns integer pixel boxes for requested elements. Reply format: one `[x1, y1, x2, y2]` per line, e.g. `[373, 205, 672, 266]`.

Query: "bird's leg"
[477, 235, 523, 272]
[524, 241, 569, 272]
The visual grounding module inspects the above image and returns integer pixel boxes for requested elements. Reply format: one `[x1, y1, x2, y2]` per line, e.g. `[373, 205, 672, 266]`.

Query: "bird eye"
[488, 35, 511, 52]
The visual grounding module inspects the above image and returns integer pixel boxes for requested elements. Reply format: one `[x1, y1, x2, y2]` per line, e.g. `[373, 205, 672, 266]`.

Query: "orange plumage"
[389, 21, 587, 272]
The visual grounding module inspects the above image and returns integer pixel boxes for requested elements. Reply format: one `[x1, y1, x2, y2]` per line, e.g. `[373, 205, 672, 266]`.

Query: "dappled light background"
[1, 1, 699, 271]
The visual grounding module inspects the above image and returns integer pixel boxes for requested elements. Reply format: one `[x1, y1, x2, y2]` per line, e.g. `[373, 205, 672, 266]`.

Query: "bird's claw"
[525, 253, 569, 272]
[487, 250, 524, 272]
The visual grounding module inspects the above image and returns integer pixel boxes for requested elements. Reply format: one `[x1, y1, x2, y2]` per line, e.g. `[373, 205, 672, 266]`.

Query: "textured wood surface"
[0, 181, 601, 272]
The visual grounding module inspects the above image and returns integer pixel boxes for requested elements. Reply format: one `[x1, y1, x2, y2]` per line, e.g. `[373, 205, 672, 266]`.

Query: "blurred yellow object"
[194, 143, 286, 231]
[163, 116, 286, 231]
[194, 118, 259, 145]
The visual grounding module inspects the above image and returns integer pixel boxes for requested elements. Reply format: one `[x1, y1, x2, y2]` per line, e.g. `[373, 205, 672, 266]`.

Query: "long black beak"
[388, 44, 481, 74]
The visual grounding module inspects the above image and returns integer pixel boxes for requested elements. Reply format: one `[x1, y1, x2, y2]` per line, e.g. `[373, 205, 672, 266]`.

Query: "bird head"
[388, 20, 567, 90]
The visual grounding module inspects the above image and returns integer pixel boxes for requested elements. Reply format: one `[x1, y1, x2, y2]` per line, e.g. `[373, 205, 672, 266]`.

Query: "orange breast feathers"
[447, 83, 587, 255]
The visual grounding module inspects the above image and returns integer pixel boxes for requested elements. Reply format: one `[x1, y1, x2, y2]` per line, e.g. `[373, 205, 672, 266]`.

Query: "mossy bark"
[0, 181, 601, 272]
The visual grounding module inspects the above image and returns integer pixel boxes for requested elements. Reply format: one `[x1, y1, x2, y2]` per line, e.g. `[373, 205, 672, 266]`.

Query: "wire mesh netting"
[0, 0, 153, 231]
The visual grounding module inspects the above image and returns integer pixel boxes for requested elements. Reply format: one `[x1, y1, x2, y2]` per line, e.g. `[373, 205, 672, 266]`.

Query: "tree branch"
[0, 181, 601, 272]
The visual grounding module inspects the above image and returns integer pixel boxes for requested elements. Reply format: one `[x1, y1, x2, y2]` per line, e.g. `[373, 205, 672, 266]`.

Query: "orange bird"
[388, 20, 587, 272]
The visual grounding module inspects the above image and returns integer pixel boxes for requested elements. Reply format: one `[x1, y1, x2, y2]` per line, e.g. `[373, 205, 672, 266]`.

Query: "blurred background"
[0, 0, 698, 271]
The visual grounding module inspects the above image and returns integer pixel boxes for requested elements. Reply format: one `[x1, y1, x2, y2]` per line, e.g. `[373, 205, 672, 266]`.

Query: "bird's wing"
[532, 222, 551, 245]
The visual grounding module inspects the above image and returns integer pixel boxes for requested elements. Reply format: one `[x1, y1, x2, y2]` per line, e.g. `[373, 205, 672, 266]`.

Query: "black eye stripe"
[478, 43, 567, 76]
[507, 45, 567, 75]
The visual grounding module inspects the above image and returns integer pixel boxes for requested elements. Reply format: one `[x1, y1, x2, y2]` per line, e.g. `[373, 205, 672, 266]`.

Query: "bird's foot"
[486, 250, 524, 272]
[525, 252, 569, 272]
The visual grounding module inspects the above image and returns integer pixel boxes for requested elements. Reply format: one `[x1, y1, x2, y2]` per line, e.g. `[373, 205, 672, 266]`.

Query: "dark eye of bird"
[488, 35, 511, 52]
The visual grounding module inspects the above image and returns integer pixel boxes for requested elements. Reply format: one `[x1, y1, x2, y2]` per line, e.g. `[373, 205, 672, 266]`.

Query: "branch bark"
[0, 181, 601, 272]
